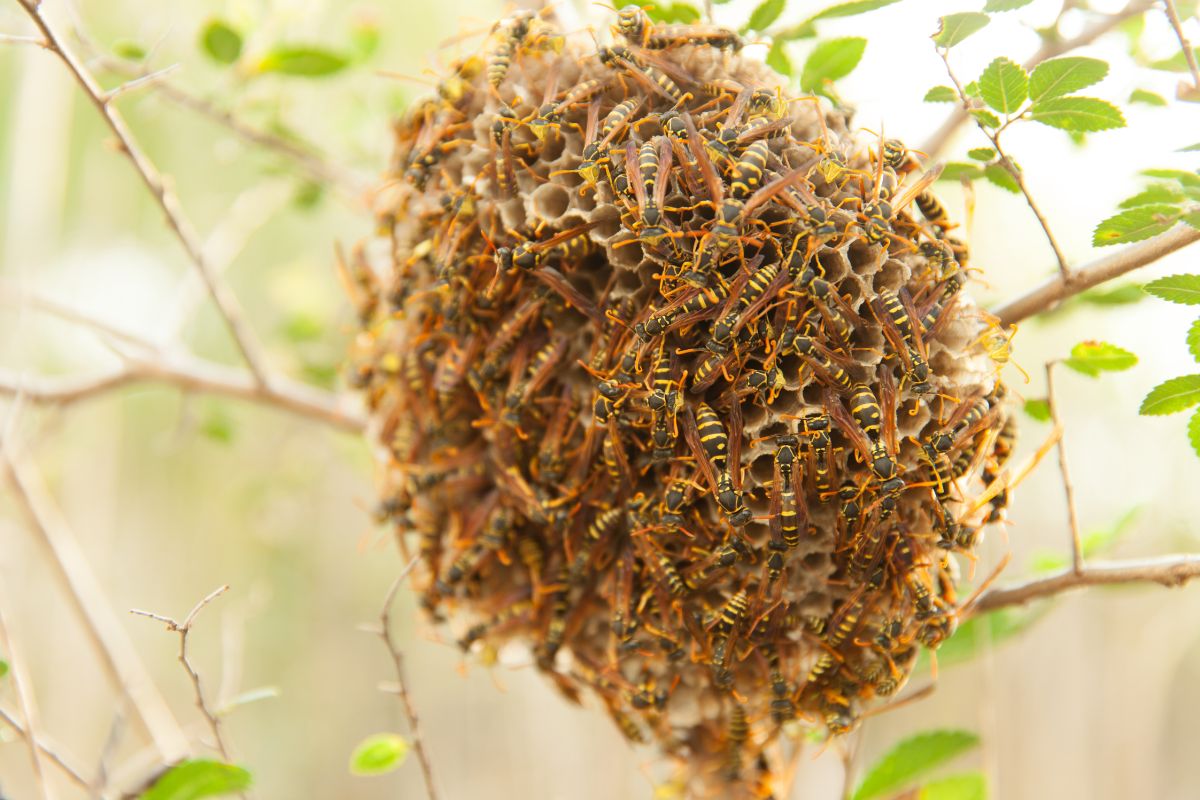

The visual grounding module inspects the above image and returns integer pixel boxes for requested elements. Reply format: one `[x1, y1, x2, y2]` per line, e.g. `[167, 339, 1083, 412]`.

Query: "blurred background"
[1, 0, 1200, 797]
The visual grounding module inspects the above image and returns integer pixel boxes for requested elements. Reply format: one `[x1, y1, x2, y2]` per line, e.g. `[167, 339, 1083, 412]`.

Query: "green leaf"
[1149, 47, 1200, 73]
[1188, 318, 1200, 362]
[766, 40, 793, 77]
[971, 109, 1001, 129]
[939, 162, 984, 181]
[983, 164, 1020, 193]
[350, 733, 410, 776]
[984, 0, 1033, 10]
[1144, 274, 1200, 305]
[925, 85, 958, 103]
[200, 406, 235, 444]
[200, 19, 243, 65]
[933, 13, 990, 48]
[932, 607, 1045, 667]
[1140, 374, 1200, 415]
[962, 81, 980, 98]
[920, 772, 988, 800]
[1031, 96, 1125, 132]
[978, 57, 1029, 114]
[967, 147, 996, 161]
[1180, 143, 1200, 152]
[1185, 209, 1200, 230]
[800, 37, 867, 94]
[257, 46, 350, 77]
[0, 660, 8, 678]
[1028, 57, 1109, 102]
[1078, 284, 1144, 306]
[1140, 168, 1200, 189]
[1023, 398, 1051, 421]
[808, 0, 902, 21]
[139, 760, 252, 800]
[1118, 183, 1185, 208]
[1190, 407, 1200, 459]
[1129, 88, 1168, 106]
[1093, 205, 1180, 246]
[853, 730, 981, 800]
[744, 0, 786, 33]
[773, 21, 817, 40]
[293, 180, 325, 210]
[112, 40, 147, 61]
[350, 19, 381, 59]
[1032, 507, 1141, 573]
[1063, 340, 1138, 377]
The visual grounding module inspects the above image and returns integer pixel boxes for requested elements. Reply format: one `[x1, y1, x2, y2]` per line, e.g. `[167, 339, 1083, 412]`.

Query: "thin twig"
[1045, 362, 1084, 574]
[131, 585, 233, 761]
[14, 0, 272, 387]
[0, 705, 91, 790]
[922, 0, 1156, 159]
[1163, 0, 1200, 93]
[0, 33, 45, 46]
[104, 62, 181, 102]
[0, 444, 192, 761]
[972, 554, 1200, 612]
[374, 557, 440, 800]
[991, 223, 1200, 325]
[0, 600, 50, 798]
[937, 49, 1071, 276]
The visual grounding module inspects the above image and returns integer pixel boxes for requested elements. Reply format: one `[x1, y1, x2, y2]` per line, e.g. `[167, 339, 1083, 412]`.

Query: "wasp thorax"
[356, 10, 1012, 797]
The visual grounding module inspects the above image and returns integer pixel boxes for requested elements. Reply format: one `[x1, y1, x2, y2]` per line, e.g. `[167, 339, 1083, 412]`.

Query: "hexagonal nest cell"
[346, 8, 1015, 796]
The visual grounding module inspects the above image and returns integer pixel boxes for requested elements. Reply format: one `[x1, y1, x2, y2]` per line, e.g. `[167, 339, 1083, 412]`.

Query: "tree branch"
[1045, 362, 1084, 574]
[14, 0, 272, 387]
[971, 554, 1200, 612]
[131, 585, 234, 763]
[0, 705, 91, 792]
[922, 0, 1156, 160]
[990, 223, 1200, 325]
[1163, 0, 1200, 94]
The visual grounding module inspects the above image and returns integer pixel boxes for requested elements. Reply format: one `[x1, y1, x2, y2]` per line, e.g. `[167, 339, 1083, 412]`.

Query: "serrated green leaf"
[766, 40, 792, 77]
[800, 37, 867, 94]
[1079, 284, 1144, 306]
[1141, 168, 1200, 189]
[967, 147, 996, 161]
[112, 40, 147, 61]
[939, 162, 984, 181]
[744, 0, 787, 33]
[1031, 96, 1125, 132]
[257, 46, 350, 77]
[1149, 47, 1200, 73]
[984, 164, 1020, 193]
[1140, 374, 1200, 415]
[1188, 318, 1200, 362]
[350, 733, 410, 776]
[1023, 398, 1051, 421]
[979, 57, 1029, 114]
[1029, 57, 1109, 102]
[139, 760, 252, 800]
[200, 19, 243, 65]
[933, 13, 989, 48]
[971, 109, 1001, 128]
[853, 730, 981, 800]
[1093, 204, 1180, 246]
[920, 772, 988, 800]
[925, 85, 958, 103]
[1063, 340, 1138, 377]
[1189, 407, 1200, 459]
[1118, 184, 1185, 208]
[984, 0, 1033, 9]
[808, 0, 902, 21]
[962, 80, 980, 98]
[1144, 274, 1200, 304]
[1129, 88, 1168, 106]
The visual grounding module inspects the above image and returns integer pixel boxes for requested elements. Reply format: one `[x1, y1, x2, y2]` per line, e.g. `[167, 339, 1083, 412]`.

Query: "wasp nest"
[348, 7, 1014, 794]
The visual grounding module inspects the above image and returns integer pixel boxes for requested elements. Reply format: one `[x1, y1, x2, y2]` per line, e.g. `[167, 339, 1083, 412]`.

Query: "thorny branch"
[130, 585, 234, 762]
[1044, 362, 1084, 574]
[13, 0, 272, 387]
[373, 557, 440, 800]
[937, 49, 1071, 277]
[1162, 0, 1200, 95]
[922, 0, 1157, 160]
[0, 705, 90, 790]
[991, 223, 1200, 325]
[972, 555, 1200, 612]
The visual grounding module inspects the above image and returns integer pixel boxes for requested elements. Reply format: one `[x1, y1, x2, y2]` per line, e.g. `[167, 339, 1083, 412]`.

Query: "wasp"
[646, 339, 684, 462]
[649, 23, 743, 52]
[792, 334, 854, 393]
[805, 588, 867, 687]
[637, 275, 731, 340]
[795, 265, 856, 350]
[799, 412, 835, 496]
[745, 365, 786, 404]
[770, 434, 806, 550]
[765, 644, 796, 723]
[723, 702, 750, 780]
[706, 259, 782, 356]
[598, 45, 691, 106]
[436, 504, 513, 593]
[929, 393, 992, 454]
[503, 337, 567, 427]
[685, 403, 752, 526]
[458, 594, 533, 650]
[485, 11, 534, 90]
[622, 136, 676, 248]
[874, 289, 931, 390]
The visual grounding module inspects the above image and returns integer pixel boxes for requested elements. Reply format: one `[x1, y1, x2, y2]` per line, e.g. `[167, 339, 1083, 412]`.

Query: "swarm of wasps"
[350, 6, 1015, 795]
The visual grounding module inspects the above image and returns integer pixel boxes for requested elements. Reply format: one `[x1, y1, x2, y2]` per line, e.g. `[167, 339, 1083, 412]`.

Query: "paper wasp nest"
[348, 8, 1014, 795]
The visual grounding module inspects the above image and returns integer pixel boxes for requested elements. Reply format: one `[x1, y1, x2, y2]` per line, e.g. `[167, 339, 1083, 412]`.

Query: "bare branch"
[374, 557, 440, 800]
[922, 0, 1156, 159]
[0, 33, 45, 46]
[1163, 0, 1200, 94]
[991, 223, 1200, 325]
[0, 705, 91, 791]
[104, 62, 181, 102]
[13, 0, 272, 386]
[971, 554, 1200, 613]
[1045, 362, 1084, 574]
[0, 445, 191, 761]
[0, 600, 50, 798]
